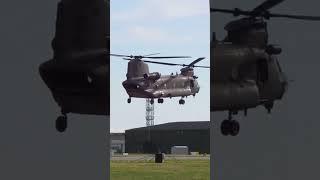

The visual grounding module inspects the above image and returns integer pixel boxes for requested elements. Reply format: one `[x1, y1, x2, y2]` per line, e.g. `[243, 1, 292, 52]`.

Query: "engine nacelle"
[143, 72, 161, 81]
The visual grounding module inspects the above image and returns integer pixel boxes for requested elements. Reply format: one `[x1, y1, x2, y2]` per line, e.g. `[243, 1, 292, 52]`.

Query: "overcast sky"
[110, 0, 210, 132]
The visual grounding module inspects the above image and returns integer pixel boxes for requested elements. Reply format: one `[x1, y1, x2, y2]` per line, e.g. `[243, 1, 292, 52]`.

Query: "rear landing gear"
[127, 97, 131, 103]
[220, 112, 240, 136]
[158, 98, 164, 104]
[179, 98, 185, 105]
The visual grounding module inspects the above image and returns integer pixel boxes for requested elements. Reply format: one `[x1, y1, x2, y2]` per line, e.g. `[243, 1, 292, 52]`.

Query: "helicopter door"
[257, 59, 268, 83]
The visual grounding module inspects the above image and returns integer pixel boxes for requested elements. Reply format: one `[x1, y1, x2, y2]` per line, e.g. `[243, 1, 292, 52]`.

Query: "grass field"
[111, 159, 209, 180]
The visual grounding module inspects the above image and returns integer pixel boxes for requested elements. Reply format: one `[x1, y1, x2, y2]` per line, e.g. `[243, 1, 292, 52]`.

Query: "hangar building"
[125, 121, 209, 154]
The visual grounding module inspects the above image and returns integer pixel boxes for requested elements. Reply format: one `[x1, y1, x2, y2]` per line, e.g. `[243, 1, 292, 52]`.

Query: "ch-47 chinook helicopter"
[211, 0, 320, 136]
[39, 0, 110, 133]
[110, 54, 210, 104]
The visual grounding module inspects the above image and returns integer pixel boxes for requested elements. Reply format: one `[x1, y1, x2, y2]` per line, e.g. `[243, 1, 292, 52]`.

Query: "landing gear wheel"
[220, 120, 240, 136]
[221, 120, 231, 136]
[158, 98, 164, 103]
[150, 99, 154, 104]
[56, 115, 67, 133]
[127, 98, 131, 103]
[179, 99, 185, 105]
[230, 120, 240, 136]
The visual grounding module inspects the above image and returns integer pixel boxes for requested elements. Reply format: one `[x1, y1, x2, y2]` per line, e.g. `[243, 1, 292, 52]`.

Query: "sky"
[211, 0, 320, 180]
[110, 0, 210, 132]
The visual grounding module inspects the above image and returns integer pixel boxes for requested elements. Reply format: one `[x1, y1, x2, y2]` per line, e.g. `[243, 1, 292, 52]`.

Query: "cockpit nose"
[194, 80, 200, 92]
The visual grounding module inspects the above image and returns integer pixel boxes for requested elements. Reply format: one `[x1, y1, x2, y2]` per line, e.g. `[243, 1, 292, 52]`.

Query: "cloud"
[112, 0, 208, 23]
[111, 25, 196, 45]
[128, 26, 194, 43]
[111, 0, 209, 45]
[128, 26, 169, 42]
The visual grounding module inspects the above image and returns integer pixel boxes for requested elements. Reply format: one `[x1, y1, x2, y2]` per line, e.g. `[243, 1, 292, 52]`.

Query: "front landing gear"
[56, 115, 67, 132]
[127, 97, 131, 103]
[55, 110, 68, 133]
[220, 112, 240, 136]
[158, 98, 164, 104]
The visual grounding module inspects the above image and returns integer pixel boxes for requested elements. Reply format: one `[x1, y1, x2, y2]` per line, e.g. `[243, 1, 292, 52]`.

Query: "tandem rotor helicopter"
[211, 0, 320, 136]
[111, 54, 210, 105]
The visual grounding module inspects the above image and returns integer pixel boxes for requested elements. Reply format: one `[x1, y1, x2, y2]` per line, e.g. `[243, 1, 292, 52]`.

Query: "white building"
[110, 133, 125, 154]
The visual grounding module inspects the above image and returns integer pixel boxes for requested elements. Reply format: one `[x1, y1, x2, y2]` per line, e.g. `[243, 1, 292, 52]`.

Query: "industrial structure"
[125, 121, 209, 154]
[145, 98, 154, 127]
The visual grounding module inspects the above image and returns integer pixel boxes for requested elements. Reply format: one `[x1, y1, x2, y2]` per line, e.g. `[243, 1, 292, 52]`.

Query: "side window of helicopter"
[257, 59, 268, 82]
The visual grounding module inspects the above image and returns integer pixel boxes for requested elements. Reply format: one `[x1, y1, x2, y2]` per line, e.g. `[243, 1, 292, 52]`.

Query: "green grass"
[111, 159, 209, 180]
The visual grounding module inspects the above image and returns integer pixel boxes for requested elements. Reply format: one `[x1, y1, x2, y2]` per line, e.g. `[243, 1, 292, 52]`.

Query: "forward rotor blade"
[253, 0, 285, 13]
[269, 13, 320, 20]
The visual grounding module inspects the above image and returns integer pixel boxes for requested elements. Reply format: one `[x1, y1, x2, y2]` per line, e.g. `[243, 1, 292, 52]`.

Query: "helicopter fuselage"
[211, 17, 288, 113]
[211, 41, 288, 112]
[39, 57, 109, 115]
[123, 74, 200, 99]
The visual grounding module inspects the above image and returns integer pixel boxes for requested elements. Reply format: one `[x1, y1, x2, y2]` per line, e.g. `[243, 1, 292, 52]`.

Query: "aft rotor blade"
[110, 54, 133, 58]
[142, 58, 209, 68]
[193, 65, 210, 68]
[143, 53, 161, 57]
[188, 57, 206, 68]
[253, 0, 285, 13]
[146, 56, 191, 59]
[210, 8, 252, 16]
[210, 8, 239, 13]
[269, 13, 320, 20]
[142, 60, 185, 66]
[111, 53, 191, 59]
